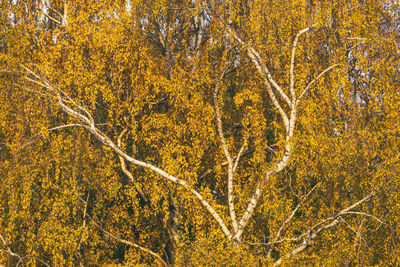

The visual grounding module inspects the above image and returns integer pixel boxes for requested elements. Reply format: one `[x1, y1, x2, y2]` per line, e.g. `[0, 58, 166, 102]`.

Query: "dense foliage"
[1, 0, 399, 265]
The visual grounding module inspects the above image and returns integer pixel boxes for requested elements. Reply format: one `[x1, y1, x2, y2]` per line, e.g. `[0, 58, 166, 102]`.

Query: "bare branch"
[298, 64, 340, 101]
[234, 178, 264, 240]
[213, 69, 238, 233]
[339, 217, 368, 246]
[0, 233, 22, 261]
[117, 128, 148, 202]
[213, 70, 233, 167]
[9, 124, 84, 154]
[273, 193, 375, 266]
[198, 148, 253, 181]
[20, 64, 95, 124]
[244, 235, 304, 247]
[16, 255, 50, 267]
[248, 45, 292, 107]
[46, 6, 63, 18]
[49, 124, 85, 131]
[44, 13, 62, 25]
[22, 75, 51, 90]
[1, 232, 50, 267]
[228, 28, 290, 132]
[340, 211, 385, 225]
[19, 64, 53, 90]
[90, 219, 168, 267]
[43, 0, 68, 26]
[233, 139, 247, 174]
[235, 141, 294, 240]
[224, 28, 298, 238]
[62, 0, 68, 26]
[76, 193, 90, 257]
[290, 25, 317, 99]
[268, 183, 320, 257]
[21, 70, 233, 241]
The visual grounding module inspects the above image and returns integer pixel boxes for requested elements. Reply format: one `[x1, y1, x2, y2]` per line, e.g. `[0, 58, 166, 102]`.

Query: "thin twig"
[298, 64, 340, 101]
[20, 67, 233, 241]
[268, 183, 320, 257]
[233, 139, 247, 174]
[90, 217, 168, 267]
[117, 128, 148, 202]
[273, 192, 375, 266]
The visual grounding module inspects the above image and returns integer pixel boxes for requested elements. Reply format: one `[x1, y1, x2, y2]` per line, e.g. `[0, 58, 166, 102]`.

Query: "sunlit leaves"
[1, 0, 399, 265]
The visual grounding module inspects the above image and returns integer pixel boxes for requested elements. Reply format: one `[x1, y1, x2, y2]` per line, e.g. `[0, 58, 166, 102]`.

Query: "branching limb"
[0, 232, 50, 267]
[197, 148, 252, 181]
[20, 68, 233, 241]
[228, 29, 290, 131]
[90, 218, 168, 267]
[213, 69, 239, 234]
[0, 233, 23, 263]
[117, 128, 148, 202]
[19, 64, 54, 91]
[339, 217, 368, 246]
[247, 45, 292, 107]
[16, 256, 50, 267]
[340, 211, 386, 226]
[235, 141, 294, 241]
[9, 124, 85, 154]
[273, 192, 376, 266]
[353, 216, 367, 262]
[268, 183, 320, 257]
[21, 64, 95, 124]
[233, 139, 247, 175]
[225, 27, 299, 240]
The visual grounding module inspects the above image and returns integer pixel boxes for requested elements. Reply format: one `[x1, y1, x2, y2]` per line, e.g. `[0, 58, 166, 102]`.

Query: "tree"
[1, 0, 399, 265]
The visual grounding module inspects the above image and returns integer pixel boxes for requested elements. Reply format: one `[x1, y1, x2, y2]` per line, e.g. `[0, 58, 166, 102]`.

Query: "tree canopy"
[1, 0, 399, 266]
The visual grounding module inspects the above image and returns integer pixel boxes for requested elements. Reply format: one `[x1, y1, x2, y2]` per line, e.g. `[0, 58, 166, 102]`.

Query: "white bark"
[268, 183, 320, 257]
[213, 71, 239, 234]
[18, 21, 341, 256]
[227, 25, 336, 244]
[273, 193, 376, 266]
[298, 64, 340, 101]
[289, 25, 318, 99]
[20, 65, 233, 242]
[117, 128, 148, 202]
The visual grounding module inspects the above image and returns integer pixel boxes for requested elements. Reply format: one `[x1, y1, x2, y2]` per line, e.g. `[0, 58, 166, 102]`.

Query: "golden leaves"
[1, 0, 399, 265]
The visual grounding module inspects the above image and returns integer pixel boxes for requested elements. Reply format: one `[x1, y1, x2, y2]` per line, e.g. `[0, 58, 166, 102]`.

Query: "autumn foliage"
[0, 0, 399, 266]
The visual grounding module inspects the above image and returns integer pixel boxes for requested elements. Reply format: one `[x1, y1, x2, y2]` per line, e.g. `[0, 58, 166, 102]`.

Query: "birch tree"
[1, 0, 399, 265]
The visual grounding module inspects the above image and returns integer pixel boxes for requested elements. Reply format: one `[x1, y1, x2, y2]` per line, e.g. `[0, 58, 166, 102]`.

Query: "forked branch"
[213, 69, 239, 233]
[228, 28, 290, 131]
[273, 193, 376, 266]
[117, 128, 148, 202]
[268, 183, 320, 257]
[0, 232, 50, 267]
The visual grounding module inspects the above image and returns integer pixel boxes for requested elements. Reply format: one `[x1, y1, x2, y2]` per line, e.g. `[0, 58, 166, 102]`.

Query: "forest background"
[0, 0, 399, 266]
